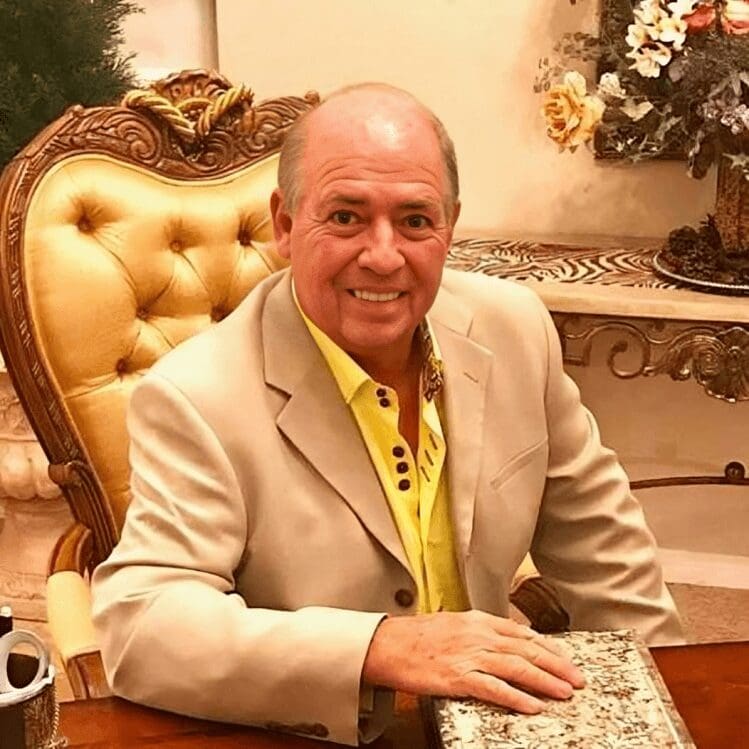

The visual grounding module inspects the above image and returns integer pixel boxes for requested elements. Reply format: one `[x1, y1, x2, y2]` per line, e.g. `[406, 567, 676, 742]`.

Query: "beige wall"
[123, 0, 217, 83]
[216, 0, 715, 238]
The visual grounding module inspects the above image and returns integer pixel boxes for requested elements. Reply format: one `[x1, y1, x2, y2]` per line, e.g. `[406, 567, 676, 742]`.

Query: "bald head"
[277, 83, 459, 215]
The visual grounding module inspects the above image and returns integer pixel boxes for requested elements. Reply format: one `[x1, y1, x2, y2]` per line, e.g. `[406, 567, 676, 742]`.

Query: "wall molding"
[658, 547, 749, 590]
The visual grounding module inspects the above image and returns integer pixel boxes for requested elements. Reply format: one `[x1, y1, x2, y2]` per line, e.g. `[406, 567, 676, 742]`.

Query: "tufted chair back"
[0, 69, 318, 579]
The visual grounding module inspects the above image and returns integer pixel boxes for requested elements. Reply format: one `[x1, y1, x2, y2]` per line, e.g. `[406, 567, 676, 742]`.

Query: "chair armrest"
[47, 570, 111, 699]
[509, 554, 570, 634]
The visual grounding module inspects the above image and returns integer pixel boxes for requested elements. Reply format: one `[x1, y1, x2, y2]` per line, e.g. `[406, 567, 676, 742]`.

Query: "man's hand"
[361, 610, 585, 713]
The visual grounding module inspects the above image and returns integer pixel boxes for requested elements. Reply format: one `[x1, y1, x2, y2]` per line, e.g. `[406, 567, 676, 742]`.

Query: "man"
[92, 83, 682, 745]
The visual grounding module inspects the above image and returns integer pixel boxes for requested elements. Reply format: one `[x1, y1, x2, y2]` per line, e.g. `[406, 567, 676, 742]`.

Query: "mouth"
[348, 289, 405, 302]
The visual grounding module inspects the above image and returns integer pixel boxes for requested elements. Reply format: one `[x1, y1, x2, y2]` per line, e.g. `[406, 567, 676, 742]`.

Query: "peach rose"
[543, 71, 605, 151]
[683, 2, 716, 32]
[723, 0, 749, 34]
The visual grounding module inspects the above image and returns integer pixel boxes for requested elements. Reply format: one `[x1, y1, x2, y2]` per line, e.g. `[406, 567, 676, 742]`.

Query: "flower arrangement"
[536, 0, 749, 290]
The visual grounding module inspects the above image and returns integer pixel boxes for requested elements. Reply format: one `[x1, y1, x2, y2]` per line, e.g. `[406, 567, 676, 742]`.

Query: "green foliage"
[0, 0, 141, 169]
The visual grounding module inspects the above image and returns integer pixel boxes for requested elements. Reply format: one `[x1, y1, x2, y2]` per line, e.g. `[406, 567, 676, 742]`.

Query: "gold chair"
[0, 70, 565, 700]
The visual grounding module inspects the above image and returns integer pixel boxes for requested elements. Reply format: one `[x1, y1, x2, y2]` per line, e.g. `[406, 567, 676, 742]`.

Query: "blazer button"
[394, 588, 414, 608]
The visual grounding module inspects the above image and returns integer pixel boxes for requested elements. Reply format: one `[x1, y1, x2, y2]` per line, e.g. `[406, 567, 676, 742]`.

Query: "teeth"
[352, 290, 401, 302]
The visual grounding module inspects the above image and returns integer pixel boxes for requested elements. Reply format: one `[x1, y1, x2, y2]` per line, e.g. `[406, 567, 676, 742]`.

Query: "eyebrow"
[323, 194, 367, 206]
[322, 195, 440, 211]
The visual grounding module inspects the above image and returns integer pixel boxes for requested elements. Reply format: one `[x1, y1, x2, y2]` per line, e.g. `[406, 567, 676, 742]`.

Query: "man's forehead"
[307, 89, 432, 146]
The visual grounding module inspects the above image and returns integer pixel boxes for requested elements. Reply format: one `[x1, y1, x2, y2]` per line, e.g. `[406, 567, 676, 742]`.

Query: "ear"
[450, 200, 461, 229]
[270, 188, 293, 259]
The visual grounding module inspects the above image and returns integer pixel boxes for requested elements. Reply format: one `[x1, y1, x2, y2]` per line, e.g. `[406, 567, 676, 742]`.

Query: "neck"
[352, 333, 422, 389]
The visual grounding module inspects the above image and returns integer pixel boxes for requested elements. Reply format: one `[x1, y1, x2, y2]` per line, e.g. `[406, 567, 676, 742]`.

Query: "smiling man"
[92, 83, 682, 745]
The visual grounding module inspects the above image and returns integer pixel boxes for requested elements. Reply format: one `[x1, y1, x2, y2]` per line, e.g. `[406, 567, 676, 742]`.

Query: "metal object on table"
[653, 250, 749, 296]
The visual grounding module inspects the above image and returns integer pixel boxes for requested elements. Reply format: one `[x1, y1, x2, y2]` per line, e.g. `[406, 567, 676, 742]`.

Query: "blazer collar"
[262, 270, 492, 580]
[262, 271, 411, 574]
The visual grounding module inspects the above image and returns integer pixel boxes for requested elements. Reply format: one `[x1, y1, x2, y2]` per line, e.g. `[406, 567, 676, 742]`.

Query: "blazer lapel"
[262, 273, 412, 577]
[431, 287, 494, 581]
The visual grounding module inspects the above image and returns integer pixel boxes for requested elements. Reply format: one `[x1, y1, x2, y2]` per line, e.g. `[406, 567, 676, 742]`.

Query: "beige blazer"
[92, 268, 682, 745]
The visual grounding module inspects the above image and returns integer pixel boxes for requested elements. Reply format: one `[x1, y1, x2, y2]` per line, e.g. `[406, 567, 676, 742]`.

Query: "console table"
[448, 237, 749, 491]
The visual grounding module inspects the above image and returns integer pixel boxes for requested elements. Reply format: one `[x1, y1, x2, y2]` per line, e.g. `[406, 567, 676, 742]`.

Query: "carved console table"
[448, 237, 749, 491]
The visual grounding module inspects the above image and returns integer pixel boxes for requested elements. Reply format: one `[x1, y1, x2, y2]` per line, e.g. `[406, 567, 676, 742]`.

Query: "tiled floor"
[18, 583, 749, 705]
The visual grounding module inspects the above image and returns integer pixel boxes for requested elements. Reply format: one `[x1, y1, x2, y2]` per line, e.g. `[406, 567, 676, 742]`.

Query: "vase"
[714, 155, 749, 253]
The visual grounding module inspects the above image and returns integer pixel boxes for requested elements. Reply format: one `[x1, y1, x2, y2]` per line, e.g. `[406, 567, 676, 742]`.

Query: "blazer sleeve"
[91, 373, 387, 746]
[528, 299, 684, 646]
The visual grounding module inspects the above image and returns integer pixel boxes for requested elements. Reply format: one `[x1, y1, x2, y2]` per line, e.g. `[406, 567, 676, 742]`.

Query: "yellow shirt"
[295, 295, 469, 613]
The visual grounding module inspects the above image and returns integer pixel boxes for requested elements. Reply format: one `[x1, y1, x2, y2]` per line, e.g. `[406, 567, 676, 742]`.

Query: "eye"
[331, 210, 358, 225]
[404, 215, 430, 229]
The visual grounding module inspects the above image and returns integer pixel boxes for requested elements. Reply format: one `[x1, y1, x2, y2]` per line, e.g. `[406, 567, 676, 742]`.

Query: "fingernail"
[530, 698, 545, 713]
[558, 683, 573, 699]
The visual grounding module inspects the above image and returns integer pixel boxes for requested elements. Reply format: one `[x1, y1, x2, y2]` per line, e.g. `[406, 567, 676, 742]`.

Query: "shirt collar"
[292, 281, 444, 402]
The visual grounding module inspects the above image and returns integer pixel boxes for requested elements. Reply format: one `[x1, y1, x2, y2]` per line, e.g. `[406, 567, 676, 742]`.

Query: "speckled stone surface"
[432, 630, 696, 748]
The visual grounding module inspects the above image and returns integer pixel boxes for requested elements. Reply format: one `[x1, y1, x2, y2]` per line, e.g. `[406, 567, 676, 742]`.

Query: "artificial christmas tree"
[0, 0, 140, 169]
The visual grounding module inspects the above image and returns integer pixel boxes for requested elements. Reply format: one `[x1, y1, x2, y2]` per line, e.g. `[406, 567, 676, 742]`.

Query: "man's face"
[272, 93, 460, 366]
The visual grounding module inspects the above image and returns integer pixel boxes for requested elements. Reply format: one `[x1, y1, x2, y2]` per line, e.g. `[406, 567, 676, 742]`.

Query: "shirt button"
[398, 478, 410, 491]
[376, 387, 387, 397]
[379, 398, 390, 408]
[396, 461, 408, 474]
[392, 446, 405, 458]
[394, 589, 414, 608]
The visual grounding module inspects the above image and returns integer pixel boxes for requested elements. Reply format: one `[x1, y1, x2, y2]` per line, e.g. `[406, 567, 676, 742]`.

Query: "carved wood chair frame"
[0, 70, 319, 579]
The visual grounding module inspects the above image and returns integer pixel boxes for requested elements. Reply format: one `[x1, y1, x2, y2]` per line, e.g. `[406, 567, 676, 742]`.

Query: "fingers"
[477, 612, 586, 689]
[495, 635, 586, 689]
[463, 670, 545, 714]
[475, 649, 574, 701]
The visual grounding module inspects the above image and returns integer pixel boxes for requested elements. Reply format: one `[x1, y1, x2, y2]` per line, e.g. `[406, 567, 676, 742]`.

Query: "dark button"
[398, 478, 410, 491]
[169, 239, 183, 252]
[396, 461, 408, 474]
[115, 358, 128, 374]
[211, 306, 226, 322]
[376, 387, 387, 397]
[394, 589, 414, 608]
[237, 228, 252, 246]
[77, 216, 92, 233]
[136, 307, 148, 320]
[392, 446, 405, 458]
[379, 398, 390, 408]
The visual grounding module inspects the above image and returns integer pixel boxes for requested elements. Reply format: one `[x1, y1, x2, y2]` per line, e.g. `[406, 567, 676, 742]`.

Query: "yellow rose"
[543, 71, 605, 151]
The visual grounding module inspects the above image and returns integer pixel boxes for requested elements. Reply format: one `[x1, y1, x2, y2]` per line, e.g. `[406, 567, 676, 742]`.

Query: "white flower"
[666, 0, 700, 18]
[627, 43, 673, 78]
[626, 21, 653, 50]
[634, 0, 667, 26]
[621, 98, 655, 121]
[597, 72, 627, 99]
[655, 15, 688, 50]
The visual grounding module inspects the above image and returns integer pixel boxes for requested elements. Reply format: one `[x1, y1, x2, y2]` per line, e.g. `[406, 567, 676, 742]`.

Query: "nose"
[357, 219, 405, 275]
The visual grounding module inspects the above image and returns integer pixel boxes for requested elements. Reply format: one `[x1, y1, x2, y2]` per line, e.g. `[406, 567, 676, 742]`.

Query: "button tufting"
[136, 308, 148, 320]
[211, 306, 226, 322]
[77, 216, 92, 233]
[237, 228, 252, 246]
[115, 358, 128, 374]
[169, 239, 183, 252]
[394, 589, 414, 608]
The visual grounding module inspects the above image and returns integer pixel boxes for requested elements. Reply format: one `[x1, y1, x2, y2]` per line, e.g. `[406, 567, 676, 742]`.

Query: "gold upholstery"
[26, 154, 283, 530]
